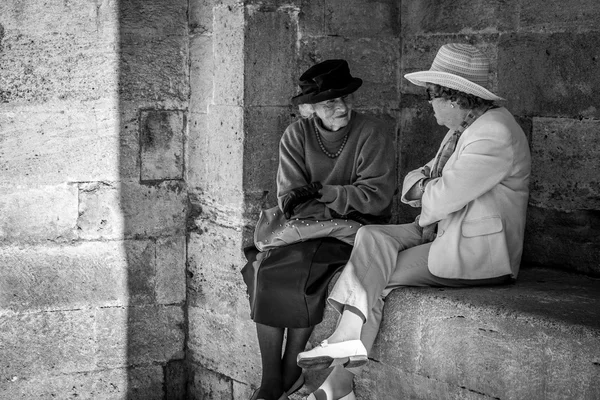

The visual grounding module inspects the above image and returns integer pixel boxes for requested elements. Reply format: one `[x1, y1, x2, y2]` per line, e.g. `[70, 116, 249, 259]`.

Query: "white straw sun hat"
[404, 43, 505, 101]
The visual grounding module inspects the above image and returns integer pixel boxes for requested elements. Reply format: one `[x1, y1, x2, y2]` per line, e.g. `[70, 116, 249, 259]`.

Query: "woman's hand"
[281, 182, 323, 219]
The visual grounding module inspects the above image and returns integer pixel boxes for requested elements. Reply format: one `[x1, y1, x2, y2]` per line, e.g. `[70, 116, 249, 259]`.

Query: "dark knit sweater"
[276, 111, 396, 220]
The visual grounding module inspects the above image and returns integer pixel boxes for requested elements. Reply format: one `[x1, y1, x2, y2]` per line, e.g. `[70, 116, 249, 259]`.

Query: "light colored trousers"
[328, 222, 510, 361]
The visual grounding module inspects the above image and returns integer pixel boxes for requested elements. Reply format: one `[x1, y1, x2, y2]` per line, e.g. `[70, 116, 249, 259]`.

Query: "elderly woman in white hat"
[296, 43, 531, 400]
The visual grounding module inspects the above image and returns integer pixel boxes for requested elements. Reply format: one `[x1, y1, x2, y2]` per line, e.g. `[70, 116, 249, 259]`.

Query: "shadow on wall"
[117, 0, 188, 398]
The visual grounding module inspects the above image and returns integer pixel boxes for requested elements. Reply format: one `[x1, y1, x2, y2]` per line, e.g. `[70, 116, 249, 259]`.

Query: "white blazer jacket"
[401, 107, 531, 280]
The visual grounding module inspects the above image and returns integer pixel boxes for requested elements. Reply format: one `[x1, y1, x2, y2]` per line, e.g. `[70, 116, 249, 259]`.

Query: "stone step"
[296, 267, 600, 400]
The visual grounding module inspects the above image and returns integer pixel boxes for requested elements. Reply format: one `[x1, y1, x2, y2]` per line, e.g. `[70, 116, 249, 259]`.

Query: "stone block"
[190, 0, 215, 35]
[0, 368, 130, 400]
[119, 0, 188, 40]
[190, 35, 215, 115]
[325, 0, 399, 37]
[300, 36, 401, 110]
[140, 109, 185, 181]
[0, 240, 158, 313]
[498, 32, 600, 118]
[359, 268, 600, 400]
[187, 306, 260, 383]
[1, 366, 165, 400]
[245, 8, 297, 106]
[520, 0, 600, 32]
[0, 4, 118, 104]
[187, 228, 248, 315]
[529, 117, 600, 210]
[243, 106, 292, 197]
[156, 236, 186, 305]
[401, 0, 518, 36]
[119, 36, 189, 103]
[165, 359, 187, 400]
[0, 101, 125, 185]
[297, 0, 326, 36]
[188, 364, 234, 400]
[187, 112, 210, 189]
[0, 183, 78, 242]
[401, 35, 499, 96]
[77, 181, 187, 240]
[96, 305, 185, 368]
[213, 3, 245, 106]
[0, 310, 96, 379]
[523, 206, 600, 276]
[204, 105, 245, 205]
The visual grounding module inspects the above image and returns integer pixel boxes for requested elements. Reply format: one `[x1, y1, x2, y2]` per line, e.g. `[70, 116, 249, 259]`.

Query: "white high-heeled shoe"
[305, 390, 356, 400]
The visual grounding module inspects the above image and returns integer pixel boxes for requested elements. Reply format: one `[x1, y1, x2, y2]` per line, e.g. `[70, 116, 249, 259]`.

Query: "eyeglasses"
[426, 88, 442, 104]
[318, 95, 353, 110]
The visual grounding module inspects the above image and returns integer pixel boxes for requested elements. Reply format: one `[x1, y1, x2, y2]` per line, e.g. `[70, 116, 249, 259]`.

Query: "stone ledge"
[297, 267, 600, 400]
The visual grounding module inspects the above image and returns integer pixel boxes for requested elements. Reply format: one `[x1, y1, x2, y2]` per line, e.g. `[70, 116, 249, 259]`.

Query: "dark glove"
[281, 182, 323, 219]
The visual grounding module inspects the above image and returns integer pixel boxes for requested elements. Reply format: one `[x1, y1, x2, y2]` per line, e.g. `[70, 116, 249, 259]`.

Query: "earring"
[450, 104, 455, 108]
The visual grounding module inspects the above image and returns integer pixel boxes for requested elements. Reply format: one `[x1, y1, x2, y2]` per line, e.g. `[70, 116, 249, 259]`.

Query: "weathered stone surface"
[498, 32, 600, 118]
[523, 206, 600, 276]
[213, 3, 245, 106]
[0, 310, 96, 379]
[189, 35, 215, 115]
[205, 105, 245, 205]
[0, 102, 122, 185]
[243, 106, 292, 197]
[529, 117, 600, 210]
[188, 306, 260, 383]
[187, 228, 248, 315]
[520, 0, 600, 32]
[187, 112, 210, 189]
[119, 37, 189, 103]
[156, 236, 186, 305]
[0, 368, 131, 400]
[140, 109, 185, 181]
[77, 181, 187, 240]
[0, 240, 158, 312]
[0, 0, 118, 104]
[325, 0, 399, 37]
[0, 183, 78, 242]
[165, 359, 187, 400]
[401, 0, 518, 35]
[245, 7, 297, 106]
[190, 0, 215, 35]
[119, 0, 188, 40]
[188, 364, 235, 400]
[96, 305, 185, 368]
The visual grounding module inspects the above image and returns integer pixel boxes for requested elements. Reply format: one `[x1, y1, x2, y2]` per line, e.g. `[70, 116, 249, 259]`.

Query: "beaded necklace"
[313, 119, 349, 159]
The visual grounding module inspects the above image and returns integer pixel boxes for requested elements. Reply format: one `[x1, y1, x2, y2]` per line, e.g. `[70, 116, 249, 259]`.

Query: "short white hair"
[298, 103, 315, 118]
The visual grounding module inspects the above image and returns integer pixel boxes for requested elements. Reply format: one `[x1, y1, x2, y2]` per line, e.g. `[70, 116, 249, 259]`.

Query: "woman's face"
[426, 85, 467, 130]
[312, 95, 353, 131]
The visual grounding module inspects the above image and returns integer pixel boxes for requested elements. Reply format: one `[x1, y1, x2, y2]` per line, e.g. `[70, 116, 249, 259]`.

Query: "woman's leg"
[255, 323, 285, 400]
[281, 326, 313, 392]
[326, 223, 424, 344]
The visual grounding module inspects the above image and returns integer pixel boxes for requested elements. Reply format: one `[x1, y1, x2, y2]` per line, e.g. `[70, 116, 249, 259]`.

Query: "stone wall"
[0, 0, 188, 398]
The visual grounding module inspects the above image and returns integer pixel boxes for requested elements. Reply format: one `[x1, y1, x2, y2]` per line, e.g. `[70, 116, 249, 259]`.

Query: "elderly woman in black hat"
[296, 44, 531, 400]
[243, 60, 396, 400]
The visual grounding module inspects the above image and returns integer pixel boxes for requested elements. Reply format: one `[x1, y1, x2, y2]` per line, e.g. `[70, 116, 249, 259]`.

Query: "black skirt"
[242, 238, 352, 328]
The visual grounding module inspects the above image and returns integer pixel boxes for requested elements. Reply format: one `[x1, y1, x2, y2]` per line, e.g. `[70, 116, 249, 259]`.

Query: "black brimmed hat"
[290, 59, 363, 105]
